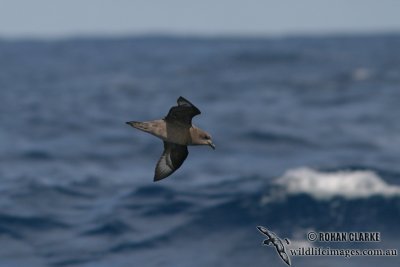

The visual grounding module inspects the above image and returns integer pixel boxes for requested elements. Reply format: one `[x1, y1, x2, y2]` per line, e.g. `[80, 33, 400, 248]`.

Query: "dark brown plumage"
[127, 96, 215, 181]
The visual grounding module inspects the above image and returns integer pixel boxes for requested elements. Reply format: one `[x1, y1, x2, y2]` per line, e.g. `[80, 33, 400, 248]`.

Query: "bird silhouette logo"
[257, 226, 291, 266]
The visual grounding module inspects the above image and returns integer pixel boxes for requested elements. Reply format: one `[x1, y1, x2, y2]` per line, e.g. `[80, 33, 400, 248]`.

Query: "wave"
[110, 186, 400, 258]
[108, 168, 400, 255]
[21, 149, 53, 160]
[242, 130, 312, 146]
[82, 219, 131, 236]
[0, 213, 68, 239]
[274, 167, 400, 200]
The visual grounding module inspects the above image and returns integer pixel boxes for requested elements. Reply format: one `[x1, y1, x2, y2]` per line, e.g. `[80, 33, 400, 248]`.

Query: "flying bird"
[257, 226, 291, 266]
[126, 96, 215, 181]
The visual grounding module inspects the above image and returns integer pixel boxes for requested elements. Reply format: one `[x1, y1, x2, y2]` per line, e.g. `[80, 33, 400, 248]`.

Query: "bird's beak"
[208, 141, 216, 150]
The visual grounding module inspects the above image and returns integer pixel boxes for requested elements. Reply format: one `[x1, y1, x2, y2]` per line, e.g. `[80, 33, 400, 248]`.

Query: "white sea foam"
[275, 167, 400, 200]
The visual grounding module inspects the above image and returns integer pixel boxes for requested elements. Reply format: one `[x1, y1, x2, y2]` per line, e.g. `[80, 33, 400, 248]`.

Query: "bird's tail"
[126, 121, 152, 132]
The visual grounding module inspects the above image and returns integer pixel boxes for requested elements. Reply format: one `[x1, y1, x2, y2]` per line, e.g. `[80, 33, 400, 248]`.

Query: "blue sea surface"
[0, 35, 399, 267]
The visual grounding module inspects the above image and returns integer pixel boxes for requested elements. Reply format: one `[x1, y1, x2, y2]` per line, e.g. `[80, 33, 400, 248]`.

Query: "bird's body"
[129, 120, 203, 146]
[127, 97, 215, 181]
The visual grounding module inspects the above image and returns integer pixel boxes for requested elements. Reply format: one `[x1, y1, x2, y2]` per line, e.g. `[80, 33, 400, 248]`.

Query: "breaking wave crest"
[275, 167, 400, 200]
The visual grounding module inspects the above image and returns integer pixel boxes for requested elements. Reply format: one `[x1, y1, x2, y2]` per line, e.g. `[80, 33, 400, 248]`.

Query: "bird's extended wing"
[165, 96, 201, 125]
[154, 141, 188, 181]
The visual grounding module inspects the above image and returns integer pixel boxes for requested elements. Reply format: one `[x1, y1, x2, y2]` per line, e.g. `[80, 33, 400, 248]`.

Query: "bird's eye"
[204, 135, 210, 140]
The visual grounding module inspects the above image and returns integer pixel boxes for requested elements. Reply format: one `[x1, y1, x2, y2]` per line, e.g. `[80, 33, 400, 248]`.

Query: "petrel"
[257, 226, 291, 266]
[126, 96, 215, 181]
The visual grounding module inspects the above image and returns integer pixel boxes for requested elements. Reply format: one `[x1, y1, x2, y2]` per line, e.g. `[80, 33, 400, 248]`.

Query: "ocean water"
[0, 34, 399, 267]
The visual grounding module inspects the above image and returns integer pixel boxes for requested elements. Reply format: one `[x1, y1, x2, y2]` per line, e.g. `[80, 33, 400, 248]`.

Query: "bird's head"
[193, 128, 215, 149]
[202, 132, 216, 150]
